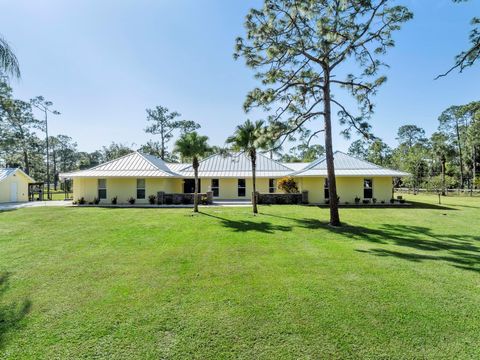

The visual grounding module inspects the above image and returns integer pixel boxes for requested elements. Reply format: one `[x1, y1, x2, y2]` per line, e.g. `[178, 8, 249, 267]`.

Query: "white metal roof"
[178, 152, 294, 178]
[281, 162, 310, 171]
[59, 150, 409, 180]
[59, 151, 181, 178]
[293, 151, 410, 177]
[166, 163, 190, 172]
[0, 168, 35, 182]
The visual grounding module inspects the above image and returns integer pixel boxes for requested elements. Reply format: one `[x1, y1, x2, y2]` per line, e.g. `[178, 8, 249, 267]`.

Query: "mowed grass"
[1, 195, 479, 359]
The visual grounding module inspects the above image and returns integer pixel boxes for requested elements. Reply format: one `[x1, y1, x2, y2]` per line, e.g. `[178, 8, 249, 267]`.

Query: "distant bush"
[277, 176, 299, 194]
[111, 196, 118, 205]
[148, 195, 156, 205]
[372, 198, 377, 204]
[93, 197, 100, 205]
[362, 199, 370, 204]
[128, 197, 135, 205]
[78, 197, 86, 205]
[355, 196, 361, 204]
[390, 198, 395, 204]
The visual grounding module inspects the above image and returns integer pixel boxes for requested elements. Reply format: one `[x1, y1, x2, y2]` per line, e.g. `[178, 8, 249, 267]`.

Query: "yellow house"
[293, 151, 409, 204]
[0, 168, 34, 203]
[60, 151, 408, 205]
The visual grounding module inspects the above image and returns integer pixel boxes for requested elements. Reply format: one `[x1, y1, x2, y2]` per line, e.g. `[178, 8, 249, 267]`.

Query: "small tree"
[226, 119, 267, 214]
[145, 106, 200, 160]
[174, 132, 210, 213]
[427, 175, 444, 205]
[277, 176, 299, 194]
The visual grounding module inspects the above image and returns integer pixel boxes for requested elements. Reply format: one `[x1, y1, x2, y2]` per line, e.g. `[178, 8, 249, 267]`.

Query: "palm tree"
[226, 119, 266, 214]
[0, 35, 20, 78]
[174, 131, 210, 212]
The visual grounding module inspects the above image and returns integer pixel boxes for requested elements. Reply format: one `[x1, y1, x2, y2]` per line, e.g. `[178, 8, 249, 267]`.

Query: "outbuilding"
[0, 168, 34, 203]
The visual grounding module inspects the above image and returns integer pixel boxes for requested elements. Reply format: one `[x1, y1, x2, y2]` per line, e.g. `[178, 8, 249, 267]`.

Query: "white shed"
[0, 168, 34, 203]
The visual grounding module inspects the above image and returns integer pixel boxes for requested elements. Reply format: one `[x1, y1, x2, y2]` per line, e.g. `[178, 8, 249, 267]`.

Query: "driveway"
[0, 201, 72, 211]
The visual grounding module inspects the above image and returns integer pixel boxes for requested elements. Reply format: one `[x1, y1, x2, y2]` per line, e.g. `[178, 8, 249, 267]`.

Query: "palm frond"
[0, 36, 20, 78]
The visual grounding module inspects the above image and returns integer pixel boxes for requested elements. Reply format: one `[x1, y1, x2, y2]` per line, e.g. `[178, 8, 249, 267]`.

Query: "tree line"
[347, 102, 480, 193]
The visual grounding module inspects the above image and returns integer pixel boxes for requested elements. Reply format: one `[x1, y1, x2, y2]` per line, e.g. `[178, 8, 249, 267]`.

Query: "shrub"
[399, 199, 406, 204]
[276, 196, 286, 204]
[88, 201, 94, 205]
[372, 198, 377, 204]
[93, 197, 100, 205]
[324, 199, 330, 204]
[148, 195, 156, 205]
[111, 196, 118, 205]
[165, 196, 173, 205]
[390, 198, 395, 204]
[354, 196, 361, 204]
[182, 196, 191, 205]
[277, 176, 299, 193]
[344, 202, 349, 205]
[362, 199, 370, 204]
[128, 197, 136, 205]
[78, 197, 86, 205]
[380, 200, 385, 204]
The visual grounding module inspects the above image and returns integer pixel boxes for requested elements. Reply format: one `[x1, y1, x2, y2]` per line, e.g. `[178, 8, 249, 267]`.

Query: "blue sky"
[1, 0, 479, 154]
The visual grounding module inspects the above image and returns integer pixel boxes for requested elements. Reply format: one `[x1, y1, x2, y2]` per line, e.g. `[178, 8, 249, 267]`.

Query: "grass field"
[1, 194, 479, 359]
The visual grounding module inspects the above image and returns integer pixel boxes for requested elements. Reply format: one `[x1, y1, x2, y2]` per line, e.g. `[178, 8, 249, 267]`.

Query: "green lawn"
[1, 195, 479, 359]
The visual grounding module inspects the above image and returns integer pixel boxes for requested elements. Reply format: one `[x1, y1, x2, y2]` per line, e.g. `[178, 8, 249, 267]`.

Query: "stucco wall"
[72, 177, 183, 204]
[71, 176, 393, 204]
[298, 176, 393, 204]
[0, 171, 30, 203]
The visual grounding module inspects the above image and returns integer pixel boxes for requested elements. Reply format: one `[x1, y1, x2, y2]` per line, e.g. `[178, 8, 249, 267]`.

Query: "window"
[364, 179, 373, 199]
[324, 178, 329, 200]
[269, 179, 276, 193]
[238, 179, 246, 197]
[137, 179, 146, 199]
[211, 179, 219, 197]
[98, 179, 107, 199]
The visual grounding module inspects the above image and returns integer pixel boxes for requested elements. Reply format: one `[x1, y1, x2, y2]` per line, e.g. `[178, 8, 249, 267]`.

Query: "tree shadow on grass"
[199, 212, 292, 234]
[0, 272, 32, 349]
[260, 212, 480, 273]
[407, 200, 458, 210]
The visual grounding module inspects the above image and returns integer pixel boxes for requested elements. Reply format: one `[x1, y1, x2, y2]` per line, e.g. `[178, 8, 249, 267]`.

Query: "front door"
[183, 179, 201, 193]
[10, 182, 18, 202]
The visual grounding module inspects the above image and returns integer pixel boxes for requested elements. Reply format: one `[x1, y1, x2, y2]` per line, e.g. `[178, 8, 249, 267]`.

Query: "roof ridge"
[137, 151, 177, 175]
[88, 151, 137, 171]
[334, 150, 384, 169]
[255, 151, 293, 171]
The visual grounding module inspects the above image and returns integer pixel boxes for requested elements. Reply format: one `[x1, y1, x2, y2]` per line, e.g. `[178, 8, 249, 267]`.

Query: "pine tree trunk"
[473, 145, 477, 190]
[45, 111, 51, 200]
[193, 157, 199, 213]
[455, 121, 464, 189]
[53, 149, 58, 191]
[441, 158, 446, 196]
[23, 149, 30, 175]
[251, 149, 258, 214]
[322, 66, 340, 227]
